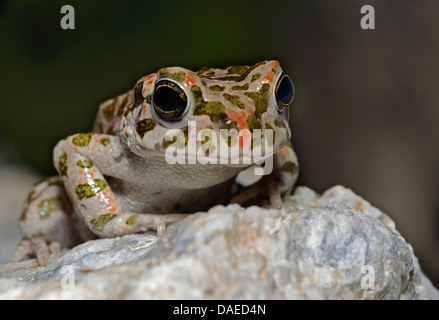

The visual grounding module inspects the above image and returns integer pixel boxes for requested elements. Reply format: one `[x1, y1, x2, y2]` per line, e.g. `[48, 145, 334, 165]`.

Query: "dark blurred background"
[1, 0, 438, 285]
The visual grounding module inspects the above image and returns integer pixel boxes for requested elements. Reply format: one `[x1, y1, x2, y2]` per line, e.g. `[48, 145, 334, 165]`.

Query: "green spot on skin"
[100, 137, 110, 146]
[75, 179, 107, 200]
[159, 68, 169, 75]
[281, 161, 298, 175]
[223, 93, 246, 109]
[136, 118, 156, 139]
[58, 152, 68, 177]
[182, 126, 189, 145]
[208, 85, 225, 92]
[190, 85, 204, 103]
[246, 116, 261, 131]
[162, 126, 188, 149]
[231, 83, 249, 90]
[174, 71, 186, 82]
[220, 127, 239, 147]
[220, 119, 239, 147]
[194, 101, 227, 122]
[191, 86, 227, 122]
[126, 214, 138, 226]
[251, 73, 261, 82]
[125, 81, 144, 116]
[245, 116, 262, 150]
[76, 159, 94, 169]
[116, 95, 129, 117]
[162, 135, 177, 149]
[197, 66, 211, 75]
[38, 197, 62, 220]
[228, 65, 250, 75]
[103, 100, 115, 121]
[91, 213, 116, 232]
[210, 61, 267, 81]
[159, 69, 186, 82]
[244, 84, 270, 117]
[72, 133, 93, 147]
[20, 190, 39, 221]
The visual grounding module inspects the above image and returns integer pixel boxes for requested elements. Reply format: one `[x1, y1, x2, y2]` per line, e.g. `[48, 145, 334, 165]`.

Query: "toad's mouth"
[141, 141, 282, 169]
[134, 120, 289, 170]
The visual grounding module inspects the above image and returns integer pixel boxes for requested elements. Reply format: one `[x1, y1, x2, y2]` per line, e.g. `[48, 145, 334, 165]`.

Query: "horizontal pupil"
[153, 80, 188, 120]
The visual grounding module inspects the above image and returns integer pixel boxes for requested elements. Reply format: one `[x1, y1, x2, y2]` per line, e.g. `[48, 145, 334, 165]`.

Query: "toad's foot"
[11, 238, 61, 266]
[230, 175, 283, 209]
[148, 213, 192, 237]
[92, 212, 192, 238]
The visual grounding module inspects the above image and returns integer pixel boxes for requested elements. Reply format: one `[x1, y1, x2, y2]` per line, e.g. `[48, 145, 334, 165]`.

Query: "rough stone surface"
[0, 185, 437, 300]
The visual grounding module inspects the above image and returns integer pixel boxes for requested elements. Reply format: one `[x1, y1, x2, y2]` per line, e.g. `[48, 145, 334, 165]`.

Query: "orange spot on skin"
[186, 71, 197, 86]
[278, 145, 290, 159]
[263, 61, 280, 84]
[270, 60, 280, 68]
[146, 79, 154, 86]
[73, 179, 76, 184]
[225, 109, 251, 149]
[226, 109, 247, 130]
[122, 226, 129, 231]
[262, 71, 274, 84]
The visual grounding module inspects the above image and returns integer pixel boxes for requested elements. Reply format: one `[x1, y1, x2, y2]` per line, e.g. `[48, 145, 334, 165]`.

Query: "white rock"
[0, 185, 437, 300]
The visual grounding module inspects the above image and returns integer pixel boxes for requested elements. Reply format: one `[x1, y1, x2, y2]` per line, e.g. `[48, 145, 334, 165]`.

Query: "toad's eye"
[153, 80, 189, 121]
[274, 73, 294, 111]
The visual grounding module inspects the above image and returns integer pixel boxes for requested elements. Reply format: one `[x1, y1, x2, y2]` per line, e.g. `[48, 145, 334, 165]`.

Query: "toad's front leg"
[54, 133, 189, 238]
[230, 142, 298, 209]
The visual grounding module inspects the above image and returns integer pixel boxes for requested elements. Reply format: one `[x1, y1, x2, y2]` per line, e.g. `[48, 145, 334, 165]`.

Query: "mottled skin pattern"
[12, 60, 299, 266]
